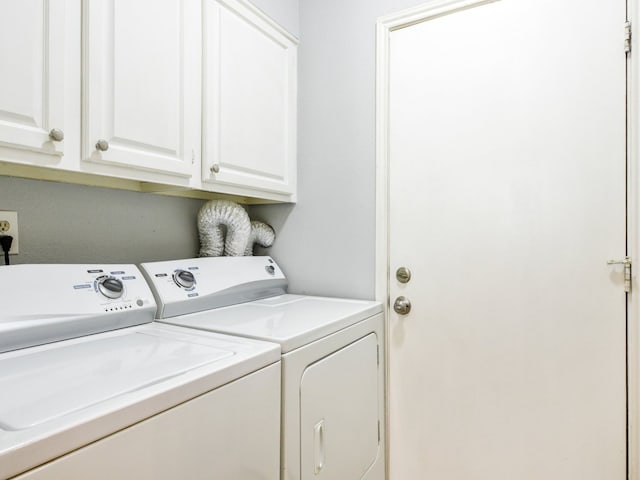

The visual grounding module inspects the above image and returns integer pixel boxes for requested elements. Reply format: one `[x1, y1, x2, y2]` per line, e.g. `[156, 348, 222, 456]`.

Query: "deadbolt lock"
[396, 267, 411, 283]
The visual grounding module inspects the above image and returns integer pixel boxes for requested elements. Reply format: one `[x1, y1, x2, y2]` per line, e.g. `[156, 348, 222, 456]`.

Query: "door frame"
[374, 0, 639, 478]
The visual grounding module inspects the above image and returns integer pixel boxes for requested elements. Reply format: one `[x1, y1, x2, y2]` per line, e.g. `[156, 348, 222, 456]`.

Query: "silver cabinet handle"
[393, 296, 412, 315]
[210, 163, 220, 174]
[49, 128, 64, 142]
[96, 139, 109, 151]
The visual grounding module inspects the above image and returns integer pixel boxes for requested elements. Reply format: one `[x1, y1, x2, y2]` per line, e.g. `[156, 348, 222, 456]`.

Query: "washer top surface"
[159, 294, 382, 353]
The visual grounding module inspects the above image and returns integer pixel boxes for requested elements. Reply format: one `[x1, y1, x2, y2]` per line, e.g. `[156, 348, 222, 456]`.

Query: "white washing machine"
[140, 256, 385, 480]
[0, 264, 281, 480]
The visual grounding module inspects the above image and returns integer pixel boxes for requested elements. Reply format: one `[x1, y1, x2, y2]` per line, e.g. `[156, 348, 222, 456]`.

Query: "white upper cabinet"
[82, 0, 200, 183]
[0, 0, 297, 202]
[202, 0, 297, 201]
[0, 0, 66, 161]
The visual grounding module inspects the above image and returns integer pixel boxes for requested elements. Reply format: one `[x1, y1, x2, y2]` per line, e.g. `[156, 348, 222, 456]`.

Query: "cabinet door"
[82, 0, 199, 180]
[300, 334, 381, 479]
[0, 0, 65, 159]
[202, 0, 297, 200]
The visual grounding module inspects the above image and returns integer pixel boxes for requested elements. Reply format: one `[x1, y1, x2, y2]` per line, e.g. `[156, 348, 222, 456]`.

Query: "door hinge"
[625, 21, 632, 54]
[607, 256, 632, 293]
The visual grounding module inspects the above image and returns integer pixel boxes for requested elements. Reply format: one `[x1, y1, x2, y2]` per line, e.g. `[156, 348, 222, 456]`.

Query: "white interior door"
[386, 0, 627, 478]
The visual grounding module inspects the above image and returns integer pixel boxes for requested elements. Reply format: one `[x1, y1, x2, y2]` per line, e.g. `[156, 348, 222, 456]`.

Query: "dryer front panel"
[300, 333, 379, 479]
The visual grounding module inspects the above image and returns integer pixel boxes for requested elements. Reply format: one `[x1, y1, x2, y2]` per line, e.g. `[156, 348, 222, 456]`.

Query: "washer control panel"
[0, 264, 157, 353]
[71, 267, 152, 311]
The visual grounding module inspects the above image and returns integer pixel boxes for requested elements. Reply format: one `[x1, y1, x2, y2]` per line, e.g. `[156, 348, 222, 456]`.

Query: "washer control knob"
[173, 270, 196, 289]
[265, 265, 276, 275]
[97, 277, 124, 299]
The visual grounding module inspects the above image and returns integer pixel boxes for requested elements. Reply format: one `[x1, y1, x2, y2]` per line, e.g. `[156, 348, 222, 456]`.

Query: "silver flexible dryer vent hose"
[197, 200, 251, 257]
[244, 221, 276, 256]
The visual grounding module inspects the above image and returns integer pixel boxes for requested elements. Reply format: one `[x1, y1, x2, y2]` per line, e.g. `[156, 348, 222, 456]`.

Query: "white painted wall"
[251, 0, 434, 299]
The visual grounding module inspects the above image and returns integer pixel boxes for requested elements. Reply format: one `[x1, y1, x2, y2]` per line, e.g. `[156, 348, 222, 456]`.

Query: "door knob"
[210, 163, 220, 174]
[393, 296, 411, 315]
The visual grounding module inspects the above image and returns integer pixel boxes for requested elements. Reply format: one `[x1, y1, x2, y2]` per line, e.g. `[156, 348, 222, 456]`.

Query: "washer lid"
[0, 329, 232, 430]
[160, 294, 383, 353]
[0, 323, 280, 479]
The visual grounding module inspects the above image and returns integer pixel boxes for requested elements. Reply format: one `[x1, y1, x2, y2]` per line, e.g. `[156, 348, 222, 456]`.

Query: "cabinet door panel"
[203, 0, 297, 198]
[0, 0, 65, 157]
[83, 0, 198, 178]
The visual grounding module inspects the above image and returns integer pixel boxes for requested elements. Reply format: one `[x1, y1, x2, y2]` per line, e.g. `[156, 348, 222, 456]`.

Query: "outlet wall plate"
[0, 211, 19, 254]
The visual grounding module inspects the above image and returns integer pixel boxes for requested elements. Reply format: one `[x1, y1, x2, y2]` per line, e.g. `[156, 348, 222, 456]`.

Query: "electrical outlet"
[0, 211, 19, 254]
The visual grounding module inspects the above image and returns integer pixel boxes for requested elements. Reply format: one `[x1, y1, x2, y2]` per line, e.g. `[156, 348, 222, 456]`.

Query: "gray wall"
[250, 0, 299, 37]
[251, 0, 429, 299]
[0, 176, 204, 264]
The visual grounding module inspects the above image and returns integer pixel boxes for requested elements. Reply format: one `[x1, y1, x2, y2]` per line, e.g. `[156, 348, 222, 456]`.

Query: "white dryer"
[0, 264, 281, 480]
[140, 256, 385, 480]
